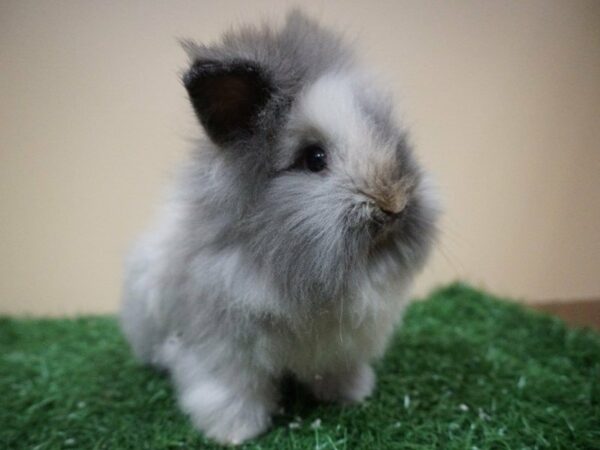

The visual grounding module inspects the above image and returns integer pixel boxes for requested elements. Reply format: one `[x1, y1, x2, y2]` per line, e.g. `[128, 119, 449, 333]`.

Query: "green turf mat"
[1, 283, 599, 449]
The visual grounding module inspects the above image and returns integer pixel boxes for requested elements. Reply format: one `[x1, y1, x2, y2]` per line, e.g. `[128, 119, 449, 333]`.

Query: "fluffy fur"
[121, 11, 439, 445]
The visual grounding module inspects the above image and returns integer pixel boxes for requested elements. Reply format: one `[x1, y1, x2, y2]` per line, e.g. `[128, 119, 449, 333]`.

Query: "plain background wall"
[1, 0, 599, 315]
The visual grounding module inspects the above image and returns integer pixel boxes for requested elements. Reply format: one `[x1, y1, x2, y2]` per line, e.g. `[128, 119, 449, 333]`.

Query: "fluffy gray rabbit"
[121, 11, 439, 445]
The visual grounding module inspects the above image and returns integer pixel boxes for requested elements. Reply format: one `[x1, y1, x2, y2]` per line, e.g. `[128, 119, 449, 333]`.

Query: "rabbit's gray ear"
[183, 60, 273, 145]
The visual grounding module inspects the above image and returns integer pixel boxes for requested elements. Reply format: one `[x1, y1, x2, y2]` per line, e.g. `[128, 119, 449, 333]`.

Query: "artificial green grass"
[1, 283, 599, 450]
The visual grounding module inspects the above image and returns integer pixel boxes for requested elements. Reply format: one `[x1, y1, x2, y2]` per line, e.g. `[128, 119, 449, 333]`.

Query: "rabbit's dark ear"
[183, 60, 273, 145]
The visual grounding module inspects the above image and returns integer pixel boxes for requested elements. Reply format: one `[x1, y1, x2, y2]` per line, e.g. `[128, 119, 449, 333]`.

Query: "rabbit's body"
[121, 11, 438, 445]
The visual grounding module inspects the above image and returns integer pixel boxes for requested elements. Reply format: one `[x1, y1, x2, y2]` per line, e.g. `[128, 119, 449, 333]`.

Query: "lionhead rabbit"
[121, 10, 439, 445]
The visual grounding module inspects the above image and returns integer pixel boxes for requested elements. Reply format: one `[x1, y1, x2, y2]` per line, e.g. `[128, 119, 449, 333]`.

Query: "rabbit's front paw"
[179, 378, 275, 445]
[309, 364, 375, 404]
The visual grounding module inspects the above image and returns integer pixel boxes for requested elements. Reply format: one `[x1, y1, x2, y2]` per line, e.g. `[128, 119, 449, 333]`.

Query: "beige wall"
[1, 1, 599, 315]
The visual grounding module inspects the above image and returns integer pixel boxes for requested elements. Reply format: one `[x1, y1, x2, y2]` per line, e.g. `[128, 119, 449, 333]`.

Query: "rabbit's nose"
[375, 195, 408, 218]
[372, 204, 404, 225]
[380, 207, 404, 221]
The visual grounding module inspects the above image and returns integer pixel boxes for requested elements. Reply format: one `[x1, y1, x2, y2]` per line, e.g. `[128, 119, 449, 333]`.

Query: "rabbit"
[120, 10, 439, 446]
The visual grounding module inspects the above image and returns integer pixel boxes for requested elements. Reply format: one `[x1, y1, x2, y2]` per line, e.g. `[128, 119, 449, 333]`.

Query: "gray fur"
[121, 10, 439, 445]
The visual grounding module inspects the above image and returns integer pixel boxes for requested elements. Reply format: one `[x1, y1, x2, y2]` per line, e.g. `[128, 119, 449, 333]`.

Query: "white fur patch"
[296, 72, 369, 146]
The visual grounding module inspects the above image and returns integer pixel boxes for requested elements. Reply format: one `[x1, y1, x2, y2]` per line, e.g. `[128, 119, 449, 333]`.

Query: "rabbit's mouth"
[365, 206, 407, 246]
[344, 199, 407, 248]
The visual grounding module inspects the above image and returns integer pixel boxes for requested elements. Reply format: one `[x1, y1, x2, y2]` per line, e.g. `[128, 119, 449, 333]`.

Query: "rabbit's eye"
[301, 144, 327, 172]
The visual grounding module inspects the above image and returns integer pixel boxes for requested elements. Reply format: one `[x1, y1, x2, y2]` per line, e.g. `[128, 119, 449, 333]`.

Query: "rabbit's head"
[182, 12, 439, 304]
